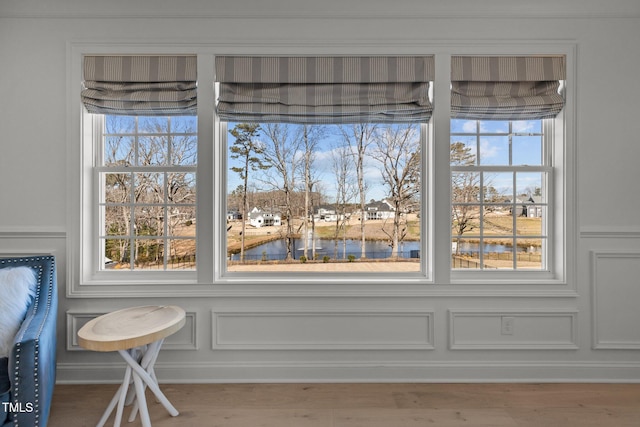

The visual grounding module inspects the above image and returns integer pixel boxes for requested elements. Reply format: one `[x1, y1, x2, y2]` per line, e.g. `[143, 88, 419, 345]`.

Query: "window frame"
[449, 118, 553, 273]
[68, 45, 575, 297]
[94, 115, 198, 273]
[451, 112, 567, 284]
[217, 121, 430, 280]
[82, 113, 200, 284]
[432, 52, 570, 286]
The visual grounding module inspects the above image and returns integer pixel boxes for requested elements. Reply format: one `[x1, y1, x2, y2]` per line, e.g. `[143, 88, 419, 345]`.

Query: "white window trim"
[66, 42, 576, 298]
[93, 116, 198, 275]
[214, 121, 431, 283]
[449, 118, 555, 281]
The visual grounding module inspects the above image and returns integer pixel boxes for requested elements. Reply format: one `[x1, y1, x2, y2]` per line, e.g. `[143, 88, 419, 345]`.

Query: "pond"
[230, 238, 540, 261]
[230, 238, 421, 261]
[454, 241, 541, 255]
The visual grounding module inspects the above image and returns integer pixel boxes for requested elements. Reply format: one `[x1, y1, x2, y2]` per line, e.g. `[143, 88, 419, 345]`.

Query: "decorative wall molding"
[3, 1, 640, 20]
[580, 226, 640, 239]
[66, 311, 198, 351]
[0, 227, 66, 239]
[212, 309, 435, 351]
[0, 229, 65, 273]
[449, 309, 578, 350]
[591, 251, 640, 349]
[56, 360, 640, 384]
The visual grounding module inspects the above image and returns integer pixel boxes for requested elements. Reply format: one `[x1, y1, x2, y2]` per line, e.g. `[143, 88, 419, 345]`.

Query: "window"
[447, 55, 565, 278]
[216, 56, 432, 275]
[98, 115, 197, 270]
[450, 119, 549, 270]
[78, 54, 200, 283]
[73, 50, 569, 287]
[224, 122, 424, 273]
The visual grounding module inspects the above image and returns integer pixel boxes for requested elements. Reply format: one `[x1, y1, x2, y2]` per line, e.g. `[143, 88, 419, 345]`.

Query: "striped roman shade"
[81, 56, 197, 116]
[215, 56, 434, 124]
[451, 56, 565, 120]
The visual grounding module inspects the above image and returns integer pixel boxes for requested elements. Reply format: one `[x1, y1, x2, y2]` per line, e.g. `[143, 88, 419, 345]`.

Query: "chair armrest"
[3, 256, 57, 427]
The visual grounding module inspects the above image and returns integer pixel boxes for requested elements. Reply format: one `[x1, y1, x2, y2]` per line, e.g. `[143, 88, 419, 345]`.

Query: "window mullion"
[512, 171, 517, 270]
[197, 53, 215, 283]
[479, 171, 485, 268]
[433, 52, 452, 284]
[128, 170, 134, 270]
[94, 114, 106, 274]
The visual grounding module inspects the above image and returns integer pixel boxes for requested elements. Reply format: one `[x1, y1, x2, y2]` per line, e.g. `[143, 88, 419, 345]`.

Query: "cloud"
[512, 121, 536, 133]
[479, 138, 499, 159]
[461, 120, 477, 133]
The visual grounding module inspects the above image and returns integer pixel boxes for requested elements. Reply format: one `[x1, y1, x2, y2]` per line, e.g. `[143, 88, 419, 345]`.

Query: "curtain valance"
[215, 56, 434, 124]
[451, 56, 565, 120]
[81, 56, 197, 116]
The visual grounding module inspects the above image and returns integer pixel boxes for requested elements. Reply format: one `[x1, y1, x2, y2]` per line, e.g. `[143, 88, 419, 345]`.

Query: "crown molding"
[3, 0, 640, 20]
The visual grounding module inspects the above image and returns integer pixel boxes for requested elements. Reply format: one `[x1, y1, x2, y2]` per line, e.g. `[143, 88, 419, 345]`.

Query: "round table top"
[78, 305, 186, 352]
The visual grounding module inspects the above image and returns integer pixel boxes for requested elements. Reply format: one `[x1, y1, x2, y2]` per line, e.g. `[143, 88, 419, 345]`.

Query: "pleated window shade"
[451, 56, 565, 120]
[81, 56, 197, 116]
[215, 56, 434, 124]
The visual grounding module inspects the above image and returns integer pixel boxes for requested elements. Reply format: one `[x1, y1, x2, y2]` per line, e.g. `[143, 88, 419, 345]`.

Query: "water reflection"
[455, 241, 541, 255]
[230, 238, 420, 261]
[230, 238, 540, 261]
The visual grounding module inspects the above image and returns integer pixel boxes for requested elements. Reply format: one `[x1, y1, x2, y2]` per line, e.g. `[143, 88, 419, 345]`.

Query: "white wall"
[1, 0, 640, 382]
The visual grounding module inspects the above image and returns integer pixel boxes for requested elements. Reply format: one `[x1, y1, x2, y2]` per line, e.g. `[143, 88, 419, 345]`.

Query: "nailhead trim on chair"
[1, 255, 55, 427]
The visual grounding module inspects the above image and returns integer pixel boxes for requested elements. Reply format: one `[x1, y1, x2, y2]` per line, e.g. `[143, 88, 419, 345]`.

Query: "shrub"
[348, 254, 356, 262]
[323, 255, 330, 263]
[299, 255, 307, 263]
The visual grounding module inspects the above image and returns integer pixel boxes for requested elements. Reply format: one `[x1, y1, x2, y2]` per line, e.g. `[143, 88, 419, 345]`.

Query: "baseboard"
[56, 361, 640, 384]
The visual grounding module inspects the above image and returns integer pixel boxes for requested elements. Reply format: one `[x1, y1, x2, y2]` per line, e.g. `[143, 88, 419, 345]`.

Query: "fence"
[106, 254, 196, 270]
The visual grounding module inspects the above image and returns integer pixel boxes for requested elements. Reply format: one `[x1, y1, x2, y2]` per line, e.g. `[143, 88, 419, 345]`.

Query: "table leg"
[125, 346, 144, 406]
[118, 341, 179, 417]
[131, 370, 152, 427]
[128, 340, 164, 422]
[95, 363, 132, 427]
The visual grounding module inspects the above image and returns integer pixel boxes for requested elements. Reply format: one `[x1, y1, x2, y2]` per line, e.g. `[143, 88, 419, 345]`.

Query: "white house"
[364, 200, 395, 220]
[313, 206, 346, 222]
[226, 210, 242, 221]
[509, 195, 544, 218]
[248, 207, 281, 228]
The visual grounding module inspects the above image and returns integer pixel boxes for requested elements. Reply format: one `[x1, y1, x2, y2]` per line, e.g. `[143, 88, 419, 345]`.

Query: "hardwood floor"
[49, 383, 640, 426]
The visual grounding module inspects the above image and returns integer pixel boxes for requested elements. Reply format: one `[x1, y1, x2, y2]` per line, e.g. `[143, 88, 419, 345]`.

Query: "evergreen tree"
[229, 123, 270, 262]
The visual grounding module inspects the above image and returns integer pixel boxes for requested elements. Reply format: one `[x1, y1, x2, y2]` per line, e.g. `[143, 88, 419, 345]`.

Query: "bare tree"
[259, 123, 301, 261]
[371, 124, 421, 258]
[298, 125, 325, 260]
[450, 141, 480, 254]
[102, 116, 197, 268]
[339, 124, 376, 258]
[229, 123, 269, 262]
[330, 142, 357, 259]
[104, 131, 134, 263]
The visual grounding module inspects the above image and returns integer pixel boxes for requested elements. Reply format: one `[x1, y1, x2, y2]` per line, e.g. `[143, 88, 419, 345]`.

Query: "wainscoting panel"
[591, 251, 640, 349]
[449, 310, 578, 350]
[212, 309, 435, 350]
[66, 310, 198, 351]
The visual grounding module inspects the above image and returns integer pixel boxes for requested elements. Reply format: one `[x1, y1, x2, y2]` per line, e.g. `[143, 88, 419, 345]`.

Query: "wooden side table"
[78, 305, 186, 427]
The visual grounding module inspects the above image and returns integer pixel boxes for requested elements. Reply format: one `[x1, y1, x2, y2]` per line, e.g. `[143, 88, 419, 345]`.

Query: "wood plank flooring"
[49, 383, 640, 427]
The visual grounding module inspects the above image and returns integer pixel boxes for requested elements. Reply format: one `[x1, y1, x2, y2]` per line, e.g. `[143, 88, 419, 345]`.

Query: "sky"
[102, 115, 545, 206]
[451, 119, 545, 199]
[226, 123, 399, 204]
[227, 119, 545, 205]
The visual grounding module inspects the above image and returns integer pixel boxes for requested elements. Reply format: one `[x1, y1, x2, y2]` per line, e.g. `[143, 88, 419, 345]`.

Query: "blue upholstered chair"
[0, 256, 58, 427]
